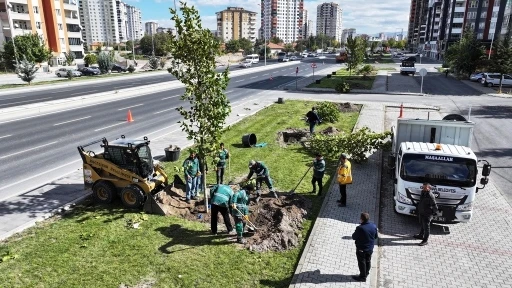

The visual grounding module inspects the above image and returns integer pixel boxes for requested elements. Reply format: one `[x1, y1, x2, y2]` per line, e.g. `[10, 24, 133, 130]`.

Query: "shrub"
[84, 54, 97, 66]
[442, 62, 450, 68]
[309, 127, 392, 163]
[159, 58, 166, 69]
[335, 81, 351, 93]
[149, 56, 159, 70]
[15, 57, 39, 85]
[127, 65, 135, 73]
[167, 67, 173, 73]
[66, 69, 74, 80]
[358, 64, 374, 79]
[97, 52, 113, 74]
[65, 50, 75, 66]
[316, 102, 340, 123]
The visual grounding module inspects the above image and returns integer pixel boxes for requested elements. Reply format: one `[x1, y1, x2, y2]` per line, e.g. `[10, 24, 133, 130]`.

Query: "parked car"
[469, 72, 485, 82]
[480, 73, 512, 87]
[111, 64, 127, 72]
[290, 56, 298, 61]
[282, 56, 290, 62]
[238, 60, 252, 68]
[55, 68, 82, 77]
[78, 67, 101, 76]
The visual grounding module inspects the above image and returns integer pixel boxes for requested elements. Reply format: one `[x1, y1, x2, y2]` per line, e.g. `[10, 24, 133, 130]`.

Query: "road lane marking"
[161, 95, 179, 100]
[117, 103, 143, 111]
[263, 73, 269, 76]
[153, 107, 177, 114]
[0, 135, 12, 139]
[0, 97, 52, 107]
[53, 116, 91, 126]
[0, 141, 58, 160]
[94, 122, 125, 131]
[235, 79, 244, 82]
[225, 90, 234, 93]
[250, 76, 258, 79]
[69, 92, 84, 96]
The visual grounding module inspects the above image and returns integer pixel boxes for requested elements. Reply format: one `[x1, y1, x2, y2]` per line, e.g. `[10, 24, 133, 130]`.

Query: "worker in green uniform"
[231, 183, 255, 244]
[245, 160, 278, 201]
[182, 150, 200, 203]
[210, 184, 234, 235]
[215, 143, 230, 184]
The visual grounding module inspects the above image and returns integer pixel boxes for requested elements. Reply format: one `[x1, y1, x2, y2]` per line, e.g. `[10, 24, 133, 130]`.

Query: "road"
[0, 58, 339, 200]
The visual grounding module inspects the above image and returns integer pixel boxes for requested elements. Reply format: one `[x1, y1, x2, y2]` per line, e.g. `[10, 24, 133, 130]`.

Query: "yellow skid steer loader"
[77, 135, 168, 215]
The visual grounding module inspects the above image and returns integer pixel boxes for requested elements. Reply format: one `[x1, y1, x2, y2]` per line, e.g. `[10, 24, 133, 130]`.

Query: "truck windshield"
[400, 154, 477, 187]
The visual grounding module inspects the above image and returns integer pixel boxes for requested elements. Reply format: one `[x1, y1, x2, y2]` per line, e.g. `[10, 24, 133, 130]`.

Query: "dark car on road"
[111, 64, 127, 73]
[78, 67, 101, 76]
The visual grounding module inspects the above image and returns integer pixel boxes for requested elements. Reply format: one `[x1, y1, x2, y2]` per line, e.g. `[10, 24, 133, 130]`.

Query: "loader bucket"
[143, 195, 166, 216]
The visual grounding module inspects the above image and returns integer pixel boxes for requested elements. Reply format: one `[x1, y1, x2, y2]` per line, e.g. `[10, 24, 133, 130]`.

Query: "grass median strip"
[307, 68, 376, 90]
[0, 100, 358, 288]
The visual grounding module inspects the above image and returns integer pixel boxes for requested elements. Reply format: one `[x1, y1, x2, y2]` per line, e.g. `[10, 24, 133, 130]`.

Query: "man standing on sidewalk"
[311, 153, 325, 195]
[351, 212, 378, 282]
[182, 151, 200, 203]
[414, 182, 438, 246]
[337, 154, 352, 207]
[306, 107, 321, 134]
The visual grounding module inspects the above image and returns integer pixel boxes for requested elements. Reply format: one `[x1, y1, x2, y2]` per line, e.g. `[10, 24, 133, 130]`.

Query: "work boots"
[255, 191, 261, 203]
[272, 191, 278, 199]
[237, 237, 246, 244]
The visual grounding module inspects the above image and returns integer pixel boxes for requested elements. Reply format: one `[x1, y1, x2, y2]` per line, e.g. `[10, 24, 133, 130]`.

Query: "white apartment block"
[117, 0, 128, 42]
[261, 0, 304, 43]
[216, 7, 257, 43]
[341, 28, 356, 43]
[0, 0, 85, 63]
[126, 4, 143, 41]
[316, 2, 342, 42]
[145, 21, 158, 35]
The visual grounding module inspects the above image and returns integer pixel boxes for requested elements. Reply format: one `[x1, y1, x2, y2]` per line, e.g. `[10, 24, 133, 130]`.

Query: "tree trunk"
[499, 74, 503, 94]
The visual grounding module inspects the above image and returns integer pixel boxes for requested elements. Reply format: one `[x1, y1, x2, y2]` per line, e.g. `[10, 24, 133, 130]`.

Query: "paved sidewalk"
[289, 103, 385, 288]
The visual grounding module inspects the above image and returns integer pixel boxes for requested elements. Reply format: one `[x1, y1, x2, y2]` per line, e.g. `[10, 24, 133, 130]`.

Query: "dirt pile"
[337, 102, 361, 113]
[321, 126, 340, 135]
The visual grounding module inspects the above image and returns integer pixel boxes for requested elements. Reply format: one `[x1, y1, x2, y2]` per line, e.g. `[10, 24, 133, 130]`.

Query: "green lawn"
[377, 67, 397, 71]
[0, 100, 359, 288]
[307, 68, 376, 90]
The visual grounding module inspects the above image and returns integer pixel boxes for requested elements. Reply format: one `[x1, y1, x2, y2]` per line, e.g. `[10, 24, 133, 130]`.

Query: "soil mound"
[337, 102, 361, 113]
[321, 126, 340, 135]
[153, 176, 312, 252]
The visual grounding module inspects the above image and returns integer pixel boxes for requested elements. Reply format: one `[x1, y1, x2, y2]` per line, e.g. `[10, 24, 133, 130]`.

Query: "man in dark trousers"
[311, 153, 326, 195]
[210, 184, 235, 235]
[306, 107, 321, 134]
[351, 212, 378, 282]
[245, 160, 277, 201]
[215, 143, 229, 184]
[414, 182, 438, 246]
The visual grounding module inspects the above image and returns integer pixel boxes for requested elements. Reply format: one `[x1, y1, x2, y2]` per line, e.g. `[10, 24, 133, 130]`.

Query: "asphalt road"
[0, 58, 339, 200]
[0, 58, 305, 109]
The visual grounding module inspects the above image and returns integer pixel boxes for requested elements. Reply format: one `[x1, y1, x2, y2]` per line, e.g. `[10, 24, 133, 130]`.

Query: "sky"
[125, 0, 409, 36]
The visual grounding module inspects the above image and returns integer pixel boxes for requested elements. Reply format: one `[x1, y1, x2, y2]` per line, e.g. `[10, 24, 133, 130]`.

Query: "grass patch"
[377, 67, 396, 71]
[306, 68, 376, 90]
[0, 100, 359, 288]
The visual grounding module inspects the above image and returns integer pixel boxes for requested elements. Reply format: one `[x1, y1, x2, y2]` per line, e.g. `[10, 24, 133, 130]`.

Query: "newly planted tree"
[97, 51, 113, 74]
[346, 36, 364, 75]
[15, 56, 39, 85]
[148, 56, 159, 70]
[167, 2, 231, 211]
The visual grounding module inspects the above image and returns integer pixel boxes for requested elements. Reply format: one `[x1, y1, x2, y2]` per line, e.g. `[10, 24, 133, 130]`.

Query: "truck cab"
[400, 61, 416, 75]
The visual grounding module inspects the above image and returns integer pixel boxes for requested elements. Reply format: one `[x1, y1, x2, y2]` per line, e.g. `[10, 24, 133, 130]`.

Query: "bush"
[309, 127, 392, 163]
[167, 67, 173, 73]
[316, 102, 340, 123]
[358, 64, 374, 78]
[97, 52, 113, 74]
[159, 58, 166, 69]
[127, 65, 135, 73]
[335, 81, 351, 93]
[15, 57, 39, 85]
[66, 69, 74, 80]
[149, 56, 159, 70]
[84, 54, 97, 66]
[442, 62, 450, 68]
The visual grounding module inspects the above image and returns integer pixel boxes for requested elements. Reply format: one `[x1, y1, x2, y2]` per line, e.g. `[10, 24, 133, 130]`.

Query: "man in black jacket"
[306, 107, 321, 134]
[351, 212, 378, 282]
[414, 182, 438, 246]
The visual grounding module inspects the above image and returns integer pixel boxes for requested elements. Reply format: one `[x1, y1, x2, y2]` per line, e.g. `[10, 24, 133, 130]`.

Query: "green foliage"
[259, 46, 271, 58]
[370, 41, 379, 54]
[283, 43, 294, 53]
[225, 39, 240, 53]
[14, 56, 39, 85]
[346, 36, 365, 75]
[159, 57, 166, 69]
[490, 20, 512, 93]
[387, 38, 396, 48]
[358, 64, 374, 79]
[97, 52, 113, 74]
[84, 54, 97, 66]
[1, 33, 52, 70]
[125, 40, 137, 52]
[335, 81, 351, 93]
[148, 56, 159, 70]
[295, 41, 305, 52]
[65, 50, 75, 66]
[66, 69, 74, 80]
[139, 33, 172, 56]
[269, 36, 283, 44]
[167, 2, 231, 194]
[225, 38, 254, 54]
[445, 29, 484, 77]
[310, 127, 392, 163]
[316, 102, 340, 123]
[442, 62, 450, 68]
[127, 64, 135, 73]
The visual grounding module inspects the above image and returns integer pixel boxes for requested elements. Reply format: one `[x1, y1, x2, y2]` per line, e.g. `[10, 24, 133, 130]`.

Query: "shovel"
[288, 166, 312, 195]
[233, 206, 259, 230]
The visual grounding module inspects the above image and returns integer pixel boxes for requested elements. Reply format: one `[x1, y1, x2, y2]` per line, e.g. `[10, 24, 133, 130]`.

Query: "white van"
[245, 54, 259, 64]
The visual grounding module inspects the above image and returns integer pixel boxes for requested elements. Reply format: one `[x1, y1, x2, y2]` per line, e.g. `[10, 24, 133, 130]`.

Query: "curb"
[301, 87, 426, 96]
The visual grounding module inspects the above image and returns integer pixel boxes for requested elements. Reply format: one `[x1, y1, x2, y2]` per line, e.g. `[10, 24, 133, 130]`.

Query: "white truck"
[400, 61, 416, 75]
[388, 117, 491, 223]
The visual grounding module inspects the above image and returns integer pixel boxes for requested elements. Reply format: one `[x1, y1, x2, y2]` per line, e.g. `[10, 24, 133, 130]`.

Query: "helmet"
[248, 160, 256, 167]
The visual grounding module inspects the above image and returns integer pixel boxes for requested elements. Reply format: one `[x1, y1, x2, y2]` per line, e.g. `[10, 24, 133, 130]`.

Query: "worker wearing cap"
[312, 153, 326, 195]
[231, 183, 254, 244]
[215, 143, 229, 184]
[245, 160, 277, 201]
[337, 153, 352, 207]
[210, 184, 235, 235]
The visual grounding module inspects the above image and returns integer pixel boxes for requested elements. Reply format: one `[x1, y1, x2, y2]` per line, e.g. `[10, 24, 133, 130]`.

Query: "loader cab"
[101, 135, 154, 179]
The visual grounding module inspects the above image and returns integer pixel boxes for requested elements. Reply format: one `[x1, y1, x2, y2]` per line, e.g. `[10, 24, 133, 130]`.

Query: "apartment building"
[341, 28, 356, 42]
[0, 0, 85, 63]
[261, 0, 304, 43]
[145, 21, 158, 35]
[316, 2, 343, 42]
[126, 4, 142, 41]
[216, 7, 257, 43]
[116, 0, 128, 42]
[156, 27, 175, 35]
[302, 9, 308, 38]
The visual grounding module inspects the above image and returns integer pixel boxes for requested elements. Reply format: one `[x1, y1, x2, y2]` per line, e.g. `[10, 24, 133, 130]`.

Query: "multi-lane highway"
[0, 57, 339, 200]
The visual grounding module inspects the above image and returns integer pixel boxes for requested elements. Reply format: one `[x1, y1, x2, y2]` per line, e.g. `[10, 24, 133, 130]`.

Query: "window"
[60, 38, 65, 45]
[58, 23, 63, 30]
[482, 0, 488, 7]
[481, 12, 487, 18]
[477, 33, 483, 39]
[469, 1, 478, 8]
[56, 9, 61, 16]
[33, 6, 39, 13]
[494, 0, 501, 6]
[467, 12, 476, 19]
[36, 22, 41, 29]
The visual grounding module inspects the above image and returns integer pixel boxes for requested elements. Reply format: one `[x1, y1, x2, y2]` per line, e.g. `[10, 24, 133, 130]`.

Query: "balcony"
[452, 17, 464, 23]
[451, 28, 462, 34]
[454, 7, 465, 13]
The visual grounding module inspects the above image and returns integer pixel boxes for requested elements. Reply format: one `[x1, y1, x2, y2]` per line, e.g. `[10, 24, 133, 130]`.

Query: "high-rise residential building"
[316, 2, 343, 42]
[0, 0, 85, 63]
[145, 22, 158, 35]
[216, 7, 257, 43]
[261, 0, 304, 43]
[117, 0, 128, 43]
[126, 4, 143, 41]
[302, 9, 309, 39]
[341, 28, 356, 43]
[156, 27, 175, 35]
[407, 0, 428, 51]
[307, 20, 313, 37]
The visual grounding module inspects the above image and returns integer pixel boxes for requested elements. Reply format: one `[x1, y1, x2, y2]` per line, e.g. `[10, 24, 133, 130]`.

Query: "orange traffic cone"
[398, 103, 403, 118]
[127, 110, 134, 122]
